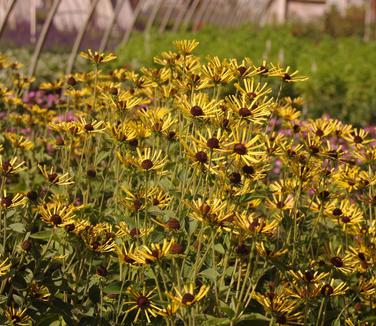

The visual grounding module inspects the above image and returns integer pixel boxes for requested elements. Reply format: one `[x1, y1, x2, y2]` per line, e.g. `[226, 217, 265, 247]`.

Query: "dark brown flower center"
[259, 65, 268, 74]
[304, 270, 314, 282]
[309, 145, 320, 154]
[182, 293, 195, 305]
[48, 173, 59, 183]
[353, 135, 363, 144]
[195, 151, 208, 163]
[242, 165, 255, 175]
[207, 137, 220, 149]
[67, 76, 76, 86]
[1, 196, 12, 207]
[124, 255, 135, 264]
[237, 66, 247, 76]
[341, 216, 350, 223]
[130, 228, 141, 238]
[190, 105, 204, 117]
[283, 73, 291, 81]
[293, 124, 301, 133]
[133, 199, 143, 211]
[332, 208, 342, 216]
[222, 118, 230, 129]
[84, 123, 94, 131]
[233, 143, 247, 155]
[137, 295, 151, 309]
[2, 160, 11, 173]
[166, 218, 180, 230]
[200, 203, 211, 215]
[21, 239, 32, 251]
[318, 191, 330, 200]
[239, 107, 251, 117]
[110, 87, 118, 95]
[141, 159, 154, 170]
[229, 172, 241, 184]
[358, 252, 366, 261]
[51, 213, 62, 225]
[170, 243, 184, 254]
[330, 256, 343, 267]
[321, 284, 333, 296]
[151, 249, 160, 259]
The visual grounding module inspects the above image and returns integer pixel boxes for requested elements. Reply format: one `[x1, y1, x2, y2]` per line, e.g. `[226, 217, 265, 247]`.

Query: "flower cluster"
[0, 43, 374, 325]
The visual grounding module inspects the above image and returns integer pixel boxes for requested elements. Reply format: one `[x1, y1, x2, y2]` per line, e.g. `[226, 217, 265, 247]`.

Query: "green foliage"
[116, 25, 376, 125]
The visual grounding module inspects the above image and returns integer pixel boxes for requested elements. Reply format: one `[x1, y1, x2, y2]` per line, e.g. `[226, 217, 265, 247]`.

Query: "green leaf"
[8, 223, 26, 233]
[89, 285, 101, 304]
[30, 230, 52, 240]
[219, 305, 235, 318]
[238, 313, 270, 322]
[94, 151, 110, 165]
[214, 243, 225, 254]
[189, 220, 198, 236]
[12, 274, 28, 290]
[202, 316, 231, 326]
[200, 268, 219, 281]
[36, 314, 60, 326]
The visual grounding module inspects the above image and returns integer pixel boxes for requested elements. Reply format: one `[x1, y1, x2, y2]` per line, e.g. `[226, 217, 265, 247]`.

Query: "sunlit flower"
[80, 49, 117, 64]
[124, 287, 161, 323]
[167, 283, 209, 306]
[38, 165, 74, 186]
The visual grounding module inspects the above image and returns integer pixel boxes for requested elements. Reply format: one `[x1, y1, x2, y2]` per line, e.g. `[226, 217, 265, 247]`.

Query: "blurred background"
[1, 0, 376, 125]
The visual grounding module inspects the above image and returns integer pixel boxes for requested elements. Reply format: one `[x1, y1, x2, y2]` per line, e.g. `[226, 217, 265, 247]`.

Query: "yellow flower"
[187, 197, 233, 226]
[74, 118, 105, 135]
[318, 279, 348, 297]
[38, 201, 75, 227]
[201, 56, 235, 86]
[0, 257, 11, 276]
[269, 65, 308, 83]
[234, 212, 279, 237]
[5, 305, 32, 325]
[1, 190, 27, 209]
[80, 49, 117, 64]
[38, 165, 74, 186]
[4, 133, 34, 151]
[129, 148, 168, 173]
[167, 283, 209, 306]
[173, 39, 199, 55]
[115, 222, 154, 239]
[234, 77, 272, 99]
[105, 121, 137, 143]
[176, 92, 222, 120]
[223, 128, 265, 165]
[136, 239, 174, 264]
[0, 156, 26, 175]
[124, 287, 161, 323]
